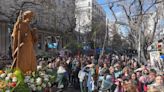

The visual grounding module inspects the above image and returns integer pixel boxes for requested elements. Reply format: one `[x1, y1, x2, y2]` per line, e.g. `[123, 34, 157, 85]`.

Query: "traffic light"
[157, 42, 163, 55]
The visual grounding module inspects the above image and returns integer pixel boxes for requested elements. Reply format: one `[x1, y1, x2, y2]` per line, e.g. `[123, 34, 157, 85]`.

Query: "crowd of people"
[37, 53, 164, 92]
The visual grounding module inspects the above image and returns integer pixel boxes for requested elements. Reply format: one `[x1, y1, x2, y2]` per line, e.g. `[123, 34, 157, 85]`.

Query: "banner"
[48, 43, 58, 48]
[149, 51, 162, 69]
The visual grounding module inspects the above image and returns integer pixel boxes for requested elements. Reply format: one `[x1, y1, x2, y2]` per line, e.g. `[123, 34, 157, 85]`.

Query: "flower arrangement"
[24, 65, 56, 91]
[0, 61, 56, 92]
[0, 70, 20, 92]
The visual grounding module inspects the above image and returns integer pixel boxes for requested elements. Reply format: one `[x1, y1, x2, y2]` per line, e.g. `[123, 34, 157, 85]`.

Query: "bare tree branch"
[0, 0, 42, 23]
[118, 4, 131, 20]
[143, 0, 164, 14]
[148, 16, 159, 45]
[0, 11, 10, 19]
[109, 3, 118, 22]
[129, 0, 136, 15]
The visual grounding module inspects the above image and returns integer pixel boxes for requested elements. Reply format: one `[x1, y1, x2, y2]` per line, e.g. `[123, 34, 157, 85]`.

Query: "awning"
[160, 55, 164, 59]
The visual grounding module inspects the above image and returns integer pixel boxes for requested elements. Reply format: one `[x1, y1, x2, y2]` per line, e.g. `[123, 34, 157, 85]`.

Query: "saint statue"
[11, 10, 37, 73]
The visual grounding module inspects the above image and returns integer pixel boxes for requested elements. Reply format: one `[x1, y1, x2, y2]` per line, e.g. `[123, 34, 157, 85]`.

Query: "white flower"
[24, 76, 30, 83]
[37, 66, 42, 71]
[27, 83, 31, 86]
[30, 84, 35, 88]
[1, 73, 6, 78]
[5, 90, 10, 92]
[30, 78, 35, 83]
[39, 72, 45, 76]
[44, 77, 49, 82]
[42, 83, 46, 88]
[24, 78, 29, 83]
[12, 77, 17, 82]
[44, 75, 49, 79]
[36, 77, 42, 85]
[29, 84, 36, 91]
[37, 86, 42, 91]
[25, 76, 31, 80]
[32, 86, 36, 91]
[48, 82, 51, 87]
[5, 76, 10, 81]
[7, 73, 13, 78]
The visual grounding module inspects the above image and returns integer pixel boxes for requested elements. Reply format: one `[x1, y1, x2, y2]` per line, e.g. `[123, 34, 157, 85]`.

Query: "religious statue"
[11, 10, 37, 73]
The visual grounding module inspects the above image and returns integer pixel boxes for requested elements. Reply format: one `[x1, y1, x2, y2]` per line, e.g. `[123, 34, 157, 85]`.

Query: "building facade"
[54, 0, 76, 48]
[75, 0, 106, 47]
[0, 0, 75, 57]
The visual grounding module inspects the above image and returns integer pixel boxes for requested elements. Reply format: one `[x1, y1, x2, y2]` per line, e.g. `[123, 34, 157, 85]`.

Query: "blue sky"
[96, 0, 164, 36]
[97, 0, 114, 20]
[97, 0, 124, 21]
[97, 0, 128, 36]
[96, 0, 157, 20]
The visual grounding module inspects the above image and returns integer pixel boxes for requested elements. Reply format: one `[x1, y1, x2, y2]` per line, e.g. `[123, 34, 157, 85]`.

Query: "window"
[67, 4, 69, 8]
[88, 2, 90, 6]
[88, 9, 90, 13]
[58, 0, 63, 5]
[88, 14, 91, 20]
[94, 4, 96, 9]
[93, 4, 96, 9]
[62, 1, 65, 8]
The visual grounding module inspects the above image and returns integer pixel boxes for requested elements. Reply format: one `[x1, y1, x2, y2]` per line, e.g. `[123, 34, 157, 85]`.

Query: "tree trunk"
[140, 48, 147, 65]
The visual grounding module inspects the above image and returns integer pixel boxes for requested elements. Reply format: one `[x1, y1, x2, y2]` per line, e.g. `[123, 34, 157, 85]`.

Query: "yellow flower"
[0, 80, 7, 89]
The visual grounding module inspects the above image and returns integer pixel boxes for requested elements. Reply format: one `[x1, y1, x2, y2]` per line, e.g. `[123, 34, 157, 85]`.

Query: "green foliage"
[64, 41, 82, 53]
[13, 68, 24, 82]
[13, 68, 30, 92]
[14, 82, 30, 92]
[47, 70, 56, 84]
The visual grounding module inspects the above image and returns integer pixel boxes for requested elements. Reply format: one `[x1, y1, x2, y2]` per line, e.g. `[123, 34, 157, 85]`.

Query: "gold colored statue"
[11, 10, 37, 73]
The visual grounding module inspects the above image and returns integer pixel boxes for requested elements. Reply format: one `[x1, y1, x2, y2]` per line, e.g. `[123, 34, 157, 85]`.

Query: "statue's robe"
[11, 20, 37, 73]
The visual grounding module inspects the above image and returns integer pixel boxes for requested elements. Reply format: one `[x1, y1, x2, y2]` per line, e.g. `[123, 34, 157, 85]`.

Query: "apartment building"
[75, 0, 106, 46]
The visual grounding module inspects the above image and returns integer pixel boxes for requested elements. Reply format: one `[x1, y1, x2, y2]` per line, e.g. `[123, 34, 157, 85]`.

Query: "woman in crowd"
[148, 75, 164, 92]
[41, 53, 164, 92]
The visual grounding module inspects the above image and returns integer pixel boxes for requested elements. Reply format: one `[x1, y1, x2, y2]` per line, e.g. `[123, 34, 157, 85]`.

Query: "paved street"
[52, 86, 80, 92]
